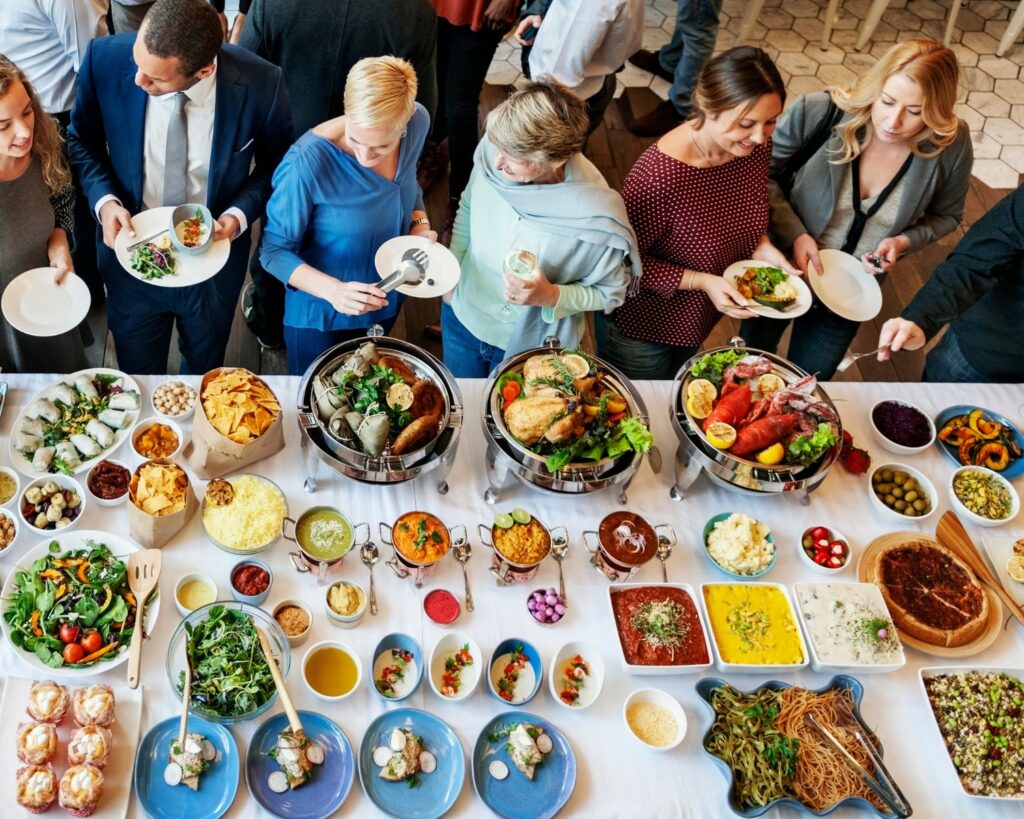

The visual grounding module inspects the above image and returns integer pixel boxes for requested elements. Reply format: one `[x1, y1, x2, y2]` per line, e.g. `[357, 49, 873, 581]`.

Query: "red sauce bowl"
[230, 559, 273, 604]
[424, 589, 460, 626]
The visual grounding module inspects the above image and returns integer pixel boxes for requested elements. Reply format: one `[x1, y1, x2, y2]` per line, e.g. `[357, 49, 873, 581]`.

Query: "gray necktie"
[162, 92, 188, 206]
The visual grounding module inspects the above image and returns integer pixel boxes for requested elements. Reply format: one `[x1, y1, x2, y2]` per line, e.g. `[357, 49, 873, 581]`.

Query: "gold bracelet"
[688, 270, 697, 290]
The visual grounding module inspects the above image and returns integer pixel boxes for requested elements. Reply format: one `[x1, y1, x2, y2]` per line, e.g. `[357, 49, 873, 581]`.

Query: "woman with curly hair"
[0, 54, 85, 372]
[741, 39, 973, 379]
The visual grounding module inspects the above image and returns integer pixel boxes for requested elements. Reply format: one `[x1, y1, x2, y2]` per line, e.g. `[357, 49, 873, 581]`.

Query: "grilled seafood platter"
[493, 350, 652, 473]
[682, 350, 840, 470]
[312, 342, 447, 458]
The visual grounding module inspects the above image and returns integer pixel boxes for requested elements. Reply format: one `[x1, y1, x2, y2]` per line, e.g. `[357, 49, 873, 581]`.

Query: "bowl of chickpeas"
[868, 463, 937, 522]
[19, 476, 86, 534]
[151, 379, 198, 420]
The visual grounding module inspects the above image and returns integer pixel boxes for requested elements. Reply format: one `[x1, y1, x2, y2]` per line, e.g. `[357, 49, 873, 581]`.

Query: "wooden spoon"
[255, 624, 303, 736]
[936, 511, 1024, 627]
[178, 638, 193, 748]
[126, 549, 162, 689]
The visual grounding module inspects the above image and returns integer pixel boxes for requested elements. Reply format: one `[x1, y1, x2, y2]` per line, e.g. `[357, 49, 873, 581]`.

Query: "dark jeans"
[285, 318, 397, 377]
[594, 312, 696, 380]
[922, 330, 990, 383]
[658, 0, 724, 117]
[434, 18, 507, 200]
[740, 303, 861, 380]
[244, 239, 285, 346]
[440, 302, 506, 378]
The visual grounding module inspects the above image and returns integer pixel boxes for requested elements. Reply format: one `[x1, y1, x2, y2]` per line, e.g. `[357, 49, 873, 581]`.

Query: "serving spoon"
[126, 548, 161, 689]
[453, 541, 474, 612]
[361, 541, 379, 616]
[551, 538, 569, 605]
[379, 248, 430, 294]
[656, 535, 673, 583]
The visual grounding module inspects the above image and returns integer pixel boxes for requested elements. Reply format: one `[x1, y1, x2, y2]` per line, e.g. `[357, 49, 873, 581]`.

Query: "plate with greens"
[724, 261, 812, 319]
[166, 601, 289, 724]
[114, 206, 229, 288]
[0, 530, 160, 678]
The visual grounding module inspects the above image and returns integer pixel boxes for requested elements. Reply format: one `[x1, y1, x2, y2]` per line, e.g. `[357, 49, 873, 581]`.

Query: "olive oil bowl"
[302, 640, 362, 702]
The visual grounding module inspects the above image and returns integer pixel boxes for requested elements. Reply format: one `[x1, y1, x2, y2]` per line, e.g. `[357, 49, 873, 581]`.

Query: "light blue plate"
[246, 710, 354, 819]
[359, 708, 465, 819]
[134, 715, 239, 819]
[702, 512, 777, 579]
[473, 711, 576, 819]
[934, 405, 1024, 479]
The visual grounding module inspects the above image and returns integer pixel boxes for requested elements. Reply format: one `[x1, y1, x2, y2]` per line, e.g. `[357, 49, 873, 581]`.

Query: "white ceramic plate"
[722, 260, 812, 319]
[9, 368, 141, 478]
[1, 268, 91, 337]
[374, 235, 461, 299]
[114, 206, 230, 287]
[806, 248, 883, 322]
[980, 535, 1024, 607]
[0, 676, 142, 817]
[0, 530, 159, 678]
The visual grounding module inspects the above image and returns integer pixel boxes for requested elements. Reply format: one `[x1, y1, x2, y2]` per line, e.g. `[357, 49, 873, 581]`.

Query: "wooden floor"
[84, 86, 1012, 381]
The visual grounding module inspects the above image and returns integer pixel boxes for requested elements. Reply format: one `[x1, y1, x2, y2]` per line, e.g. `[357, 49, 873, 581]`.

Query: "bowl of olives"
[868, 463, 937, 522]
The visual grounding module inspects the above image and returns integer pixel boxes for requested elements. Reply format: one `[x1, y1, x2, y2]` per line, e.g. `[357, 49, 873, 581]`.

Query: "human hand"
[213, 214, 240, 241]
[791, 233, 822, 275]
[751, 236, 802, 277]
[698, 273, 756, 319]
[410, 222, 437, 244]
[503, 266, 558, 307]
[514, 14, 543, 44]
[877, 317, 925, 360]
[50, 254, 73, 285]
[862, 235, 908, 275]
[99, 201, 134, 249]
[485, 0, 519, 27]
[329, 280, 389, 316]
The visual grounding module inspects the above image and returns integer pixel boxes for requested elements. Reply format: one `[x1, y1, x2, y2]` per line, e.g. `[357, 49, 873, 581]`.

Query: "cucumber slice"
[511, 508, 531, 525]
[494, 513, 514, 529]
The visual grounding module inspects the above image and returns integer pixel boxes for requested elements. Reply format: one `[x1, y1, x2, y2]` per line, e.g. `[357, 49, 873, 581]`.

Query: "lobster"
[702, 384, 751, 432]
[731, 413, 799, 456]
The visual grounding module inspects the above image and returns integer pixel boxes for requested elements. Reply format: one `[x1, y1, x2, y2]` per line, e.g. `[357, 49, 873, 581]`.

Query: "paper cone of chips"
[186, 367, 285, 479]
[127, 459, 198, 549]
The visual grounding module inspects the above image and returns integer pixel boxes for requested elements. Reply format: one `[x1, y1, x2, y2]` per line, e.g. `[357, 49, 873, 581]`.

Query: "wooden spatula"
[127, 548, 162, 689]
[936, 511, 1024, 627]
[255, 625, 303, 736]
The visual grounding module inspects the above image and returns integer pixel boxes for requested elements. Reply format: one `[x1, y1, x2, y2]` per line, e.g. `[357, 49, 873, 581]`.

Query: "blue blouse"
[261, 104, 429, 331]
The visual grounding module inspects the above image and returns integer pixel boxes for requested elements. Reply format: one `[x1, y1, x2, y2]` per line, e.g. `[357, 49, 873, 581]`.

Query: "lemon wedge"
[687, 378, 717, 403]
[686, 392, 713, 420]
[706, 422, 736, 450]
[561, 354, 590, 379]
[1006, 555, 1024, 584]
[386, 382, 414, 410]
[756, 373, 785, 395]
[756, 443, 785, 465]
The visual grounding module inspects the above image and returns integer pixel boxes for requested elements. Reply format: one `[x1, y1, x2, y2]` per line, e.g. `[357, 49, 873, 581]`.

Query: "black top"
[902, 183, 1024, 382]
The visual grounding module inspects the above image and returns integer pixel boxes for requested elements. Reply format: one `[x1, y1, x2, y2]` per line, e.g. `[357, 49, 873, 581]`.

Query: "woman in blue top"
[261, 56, 435, 375]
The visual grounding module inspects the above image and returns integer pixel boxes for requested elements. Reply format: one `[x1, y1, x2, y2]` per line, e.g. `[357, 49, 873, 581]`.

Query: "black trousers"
[54, 110, 103, 307]
[244, 238, 285, 346]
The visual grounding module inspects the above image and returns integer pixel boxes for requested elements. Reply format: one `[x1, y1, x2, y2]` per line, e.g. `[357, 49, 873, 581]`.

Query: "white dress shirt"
[527, 0, 645, 101]
[0, 0, 107, 114]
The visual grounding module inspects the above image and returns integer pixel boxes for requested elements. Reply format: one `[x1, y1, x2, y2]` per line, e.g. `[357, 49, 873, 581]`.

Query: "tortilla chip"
[201, 369, 281, 444]
[131, 462, 188, 517]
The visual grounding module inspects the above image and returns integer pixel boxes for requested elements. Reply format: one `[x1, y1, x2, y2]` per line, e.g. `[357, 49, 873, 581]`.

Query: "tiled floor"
[488, 0, 1024, 189]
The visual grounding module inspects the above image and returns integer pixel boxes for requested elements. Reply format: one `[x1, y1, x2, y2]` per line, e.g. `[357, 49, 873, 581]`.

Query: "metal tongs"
[806, 711, 913, 818]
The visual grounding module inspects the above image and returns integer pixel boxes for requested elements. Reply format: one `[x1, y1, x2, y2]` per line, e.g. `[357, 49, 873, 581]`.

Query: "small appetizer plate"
[374, 235, 461, 299]
[135, 715, 238, 819]
[428, 632, 482, 702]
[2, 267, 90, 337]
[807, 248, 882, 323]
[371, 633, 425, 702]
[114, 207, 229, 288]
[488, 638, 542, 706]
[359, 708, 465, 819]
[549, 641, 604, 711]
[722, 260, 812, 319]
[246, 710, 354, 819]
[472, 711, 576, 819]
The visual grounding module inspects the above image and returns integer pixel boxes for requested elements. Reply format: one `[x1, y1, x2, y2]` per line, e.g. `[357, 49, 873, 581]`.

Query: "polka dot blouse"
[611, 141, 771, 347]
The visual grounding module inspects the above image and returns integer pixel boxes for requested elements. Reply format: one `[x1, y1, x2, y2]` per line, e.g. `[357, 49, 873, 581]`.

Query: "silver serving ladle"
[551, 537, 569, 605]
[655, 535, 672, 583]
[360, 541, 379, 615]
[379, 248, 429, 294]
[453, 541, 474, 612]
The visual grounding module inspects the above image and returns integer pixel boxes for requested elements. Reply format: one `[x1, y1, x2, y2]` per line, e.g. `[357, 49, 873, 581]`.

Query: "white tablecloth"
[2, 374, 1023, 819]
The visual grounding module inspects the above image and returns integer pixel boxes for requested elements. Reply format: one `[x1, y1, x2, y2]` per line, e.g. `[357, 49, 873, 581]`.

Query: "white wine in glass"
[499, 248, 538, 322]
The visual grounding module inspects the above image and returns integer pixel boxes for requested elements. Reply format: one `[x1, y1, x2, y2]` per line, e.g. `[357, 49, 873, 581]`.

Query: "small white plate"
[1, 268, 91, 337]
[114, 206, 230, 288]
[722, 260, 812, 319]
[980, 535, 1024, 607]
[374, 235, 461, 299]
[807, 248, 883, 322]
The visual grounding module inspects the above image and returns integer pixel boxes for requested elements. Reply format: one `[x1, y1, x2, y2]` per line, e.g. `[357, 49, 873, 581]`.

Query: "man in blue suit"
[68, 0, 293, 374]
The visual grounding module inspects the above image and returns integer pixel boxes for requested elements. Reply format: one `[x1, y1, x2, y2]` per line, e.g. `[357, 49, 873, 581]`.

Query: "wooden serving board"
[857, 531, 1003, 658]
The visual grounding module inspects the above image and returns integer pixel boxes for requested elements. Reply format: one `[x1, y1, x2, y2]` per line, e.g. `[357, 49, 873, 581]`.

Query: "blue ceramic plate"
[134, 715, 239, 819]
[487, 638, 543, 705]
[359, 708, 465, 818]
[934, 405, 1024, 479]
[473, 711, 576, 819]
[695, 675, 898, 818]
[702, 512, 777, 579]
[246, 710, 355, 819]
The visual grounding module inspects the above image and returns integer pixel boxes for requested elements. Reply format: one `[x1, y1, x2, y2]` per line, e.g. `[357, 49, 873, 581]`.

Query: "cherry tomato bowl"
[798, 525, 850, 575]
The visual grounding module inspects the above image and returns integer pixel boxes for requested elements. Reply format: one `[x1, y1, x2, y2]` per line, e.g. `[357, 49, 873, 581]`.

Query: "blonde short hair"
[830, 39, 960, 163]
[485, 80, 588, 165]
[343, 55, 418, 131]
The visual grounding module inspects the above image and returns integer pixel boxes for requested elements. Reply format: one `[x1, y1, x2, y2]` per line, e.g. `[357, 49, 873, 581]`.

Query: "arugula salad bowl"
[1, 530, 161, 678]
[166, 601, 290, 724]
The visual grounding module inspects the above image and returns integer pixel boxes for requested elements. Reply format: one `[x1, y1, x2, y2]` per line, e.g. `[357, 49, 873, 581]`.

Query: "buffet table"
[1, 374, 1022, 819]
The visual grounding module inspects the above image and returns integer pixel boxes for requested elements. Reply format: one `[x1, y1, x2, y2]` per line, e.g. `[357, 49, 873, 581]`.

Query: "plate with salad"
[723, 261, 812, 319]
[114, 207, 229, 288]
[0, 530, 160, 678]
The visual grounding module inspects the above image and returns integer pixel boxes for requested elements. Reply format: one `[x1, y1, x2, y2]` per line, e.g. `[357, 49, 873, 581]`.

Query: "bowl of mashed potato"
[703, 512, 776, 578]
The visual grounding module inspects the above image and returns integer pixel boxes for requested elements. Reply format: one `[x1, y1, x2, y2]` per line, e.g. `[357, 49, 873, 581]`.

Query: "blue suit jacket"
[68, 34, 294, 297]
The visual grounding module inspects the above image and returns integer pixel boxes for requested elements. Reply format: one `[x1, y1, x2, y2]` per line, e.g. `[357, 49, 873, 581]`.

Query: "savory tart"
[867, 540, 989, 647]
[26, 680, 70, 724]
[16, 764, 58, 813]
[58, 763, 104, 817]
[68, 725, 113, 768]
[16, 722, 58, 765]
[72, 685, 116, 727]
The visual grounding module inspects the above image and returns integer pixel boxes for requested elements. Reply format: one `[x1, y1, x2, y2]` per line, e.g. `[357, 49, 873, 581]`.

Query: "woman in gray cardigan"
[741, 39, 973, 379]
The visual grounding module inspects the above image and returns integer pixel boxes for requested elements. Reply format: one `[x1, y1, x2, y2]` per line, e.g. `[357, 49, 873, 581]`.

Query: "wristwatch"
[410, 217, 430, 230]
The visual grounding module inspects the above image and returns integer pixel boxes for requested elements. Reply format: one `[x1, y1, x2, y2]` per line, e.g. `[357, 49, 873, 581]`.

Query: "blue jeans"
[922, 330, 989, 383]
[441, 302, 507, 378]
[658, 0, 724, 117]
[594, 313, 696, 381]
[285, 319, 396, 376]
[740, 303, 861, 380]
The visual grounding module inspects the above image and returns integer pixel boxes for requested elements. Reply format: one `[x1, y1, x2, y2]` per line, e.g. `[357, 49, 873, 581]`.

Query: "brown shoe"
[628, 49, 675, 84]
[628, 99, 685, 136]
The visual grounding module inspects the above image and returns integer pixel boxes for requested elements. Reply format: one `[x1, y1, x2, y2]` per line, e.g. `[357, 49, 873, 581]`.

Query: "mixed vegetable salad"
[131, 236, 178, 280]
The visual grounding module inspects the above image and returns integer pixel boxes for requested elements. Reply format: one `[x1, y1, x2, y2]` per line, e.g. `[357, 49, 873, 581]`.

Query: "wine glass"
[498, 248, 538, 323]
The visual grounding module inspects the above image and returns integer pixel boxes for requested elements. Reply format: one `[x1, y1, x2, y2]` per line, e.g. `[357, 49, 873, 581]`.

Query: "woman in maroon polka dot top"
[597, 46, 797, 380]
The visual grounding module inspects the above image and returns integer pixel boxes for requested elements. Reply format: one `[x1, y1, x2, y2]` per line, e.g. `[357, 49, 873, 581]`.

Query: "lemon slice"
[756, 443, 785, 465]
[386, 382, 414, 410]
[756, 373, 785, 395]
[686, 392, 713, 420]
[561, 354, 590, 379]
[706, 422, 736, 450]
[1006, 555, 1024, 583]
[687, 378, 717, 403]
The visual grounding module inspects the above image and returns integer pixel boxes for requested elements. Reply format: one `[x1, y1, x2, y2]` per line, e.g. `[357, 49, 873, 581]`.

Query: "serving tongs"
[806, 711, 912, 818]
[379, 248, 430, 294]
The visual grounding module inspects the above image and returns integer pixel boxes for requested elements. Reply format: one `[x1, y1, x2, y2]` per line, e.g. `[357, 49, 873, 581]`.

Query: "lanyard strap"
[842, 151, 914, 254]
